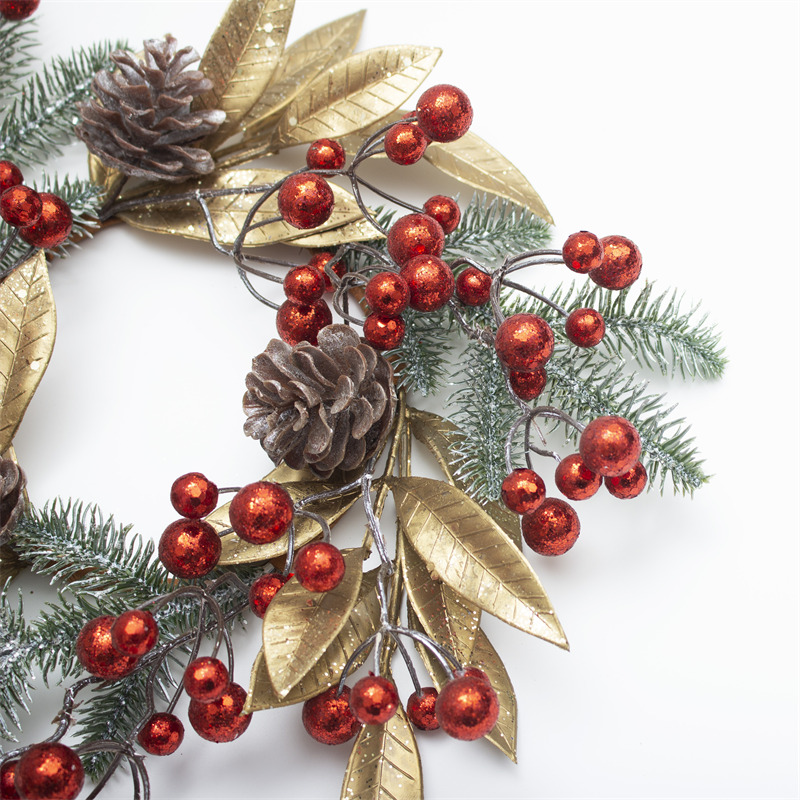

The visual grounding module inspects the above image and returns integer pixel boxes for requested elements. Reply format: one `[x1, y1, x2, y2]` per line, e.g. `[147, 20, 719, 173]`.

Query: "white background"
[9, 1, 800, 799]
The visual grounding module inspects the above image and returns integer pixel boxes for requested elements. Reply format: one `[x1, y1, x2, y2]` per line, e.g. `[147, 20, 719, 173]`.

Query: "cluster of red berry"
[1, 742, 82, 800]
[0, 161, 73, 250]
[0, 0, 38, 21]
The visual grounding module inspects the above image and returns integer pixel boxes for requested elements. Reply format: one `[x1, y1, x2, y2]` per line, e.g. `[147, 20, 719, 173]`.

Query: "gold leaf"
[341, 705, 422, 800]
[245, 567, 380, 712]
[285, 216, 382, 249]
[408, 407, 522, 548]
[0, 251, 56, 453]
[424, 132, 554, 224]
[263, 547, 364, 698]
[274, 46, 441, 148]
[390, 477, 568, 649]
[116, 169, 363, 247]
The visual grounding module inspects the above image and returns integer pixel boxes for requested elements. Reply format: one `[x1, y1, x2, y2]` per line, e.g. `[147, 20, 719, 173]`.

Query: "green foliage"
[0, 17, 37, 96]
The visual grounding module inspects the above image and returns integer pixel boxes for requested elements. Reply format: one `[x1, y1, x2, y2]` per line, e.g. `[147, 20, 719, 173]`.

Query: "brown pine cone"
[0, 458, 26, 543]
[244, 325, 396, 479]
[76, 36, 226, 183]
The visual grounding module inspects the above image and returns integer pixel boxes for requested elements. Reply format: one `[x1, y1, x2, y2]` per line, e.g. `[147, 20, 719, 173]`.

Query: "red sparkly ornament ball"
[137, 712, 185, 756]
[509, 367, 547, 401]
[229, 481, 294, 545]
[350, 675, 399, 725]
[0, 161, 23, 193]
[159, 519, 221, 578]
[302, 686, 361, 745]
[386, 213, 444, 266]
[170, 472, 218, 519]
[501, 468, 546, 515]
[0, 760, 18, 800]
[111, 609, 158, 656]
[20, 193, 72, 249]
[562, 231, 603, 274]
[554, 454, 601, 501]
[0, 185, 41, 228]
[366, 272, 409, 316]
[284, 264, 326, 304]
[590, 235, 642, 290]
[249, 572, 290, 617]
[579, 415, 641, 477]
[384, 122, 428, 165]
[306, 138, 345, 170]
[435, 675, 499, 740]
[495, 313, 554, 372]
[522, 498, 581, 556]
[407, 688, 439, 731]
[76, 615, 138, 680]
[605, 461, 648, 499]
[415, 84, 473, 142]
[184, 656, 229, 702]
[461, 666, 490, 683]
[363, 313, 405, 350]
[400, 254, 455, 312]
[0, 0, 39, 21]
[277, 173, 334, 230]
[276, 298, 332, 346]
[188, 682, 251, 743]
[423, 195, 461, 234]
[565, 307, 605, 348]
[294, 542, 345, 592]
[13, 743, 83, 800]
[455, 266, 491, 306]
[308, 251, 346, 292]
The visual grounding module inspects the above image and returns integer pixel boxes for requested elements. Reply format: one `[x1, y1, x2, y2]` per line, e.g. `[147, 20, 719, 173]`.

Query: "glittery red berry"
[435, 675, 498, 740]
[158, 519, 221, 579]
[276, 298, 332, 346]
[137, 713, 185, 756]
[14, 743, 83, 800]
[365, 272, 409, 316]
[0, 161, 22, 194]
[229, 481, 294, 544]
[0, 760, 18, 800]
[605, 461, 648, 499]
[565, 307, 605, 347]
[495, 313, 554, 372]
[170, 472, 219, 519]
[363, 313, 405, 350]
[0, 0, 39, 21]
[302, 686, 361, 745]
[562, 231, 603, 274]
[308, 251, 346, 292]
[184, 657, 229, 703]
[579, 415, 641, 477]
[350, 675, 399, 725]
[407, 688, 439, 731]
[0, 186, 41, 228]
[455, 266, 491, 306]
[590, 235, 642, 289]
[509, 367, 547, 401]
[284, 265, 326, 303]
[384, 122, 428, 165]
[400, 254, 454, 311]
[111, 609, 158, 656]
[306, 138, 345, 170]
[188, 682, 251, 743]
[423, 195, 460, 234]
[277, 173, 334, 230]
[76, 616, 138, 680]
[554, 454, 601, 501]
[248, 572, 290, 617]
[416, 84, 473, 143]
[460, 666, 490, 684]
[501, 468, 546, 515]
[386, 213, 444, 266]
[294, 542, 345, 592]
[521, 498, 581, 556]
[19, 193, 72, 249]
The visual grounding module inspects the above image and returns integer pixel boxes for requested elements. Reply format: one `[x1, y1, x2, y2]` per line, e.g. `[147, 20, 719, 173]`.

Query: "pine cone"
[76, 36, 226, 183]
[244, 325, 396, 479]
[0, 458, 26, 543]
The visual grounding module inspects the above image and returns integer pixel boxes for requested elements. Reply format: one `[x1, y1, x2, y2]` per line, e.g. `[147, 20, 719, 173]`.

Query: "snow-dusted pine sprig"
[0, 17, 37, 97]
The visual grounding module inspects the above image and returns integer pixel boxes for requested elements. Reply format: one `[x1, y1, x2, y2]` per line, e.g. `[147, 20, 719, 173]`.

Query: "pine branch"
[0, 17, 37, 98]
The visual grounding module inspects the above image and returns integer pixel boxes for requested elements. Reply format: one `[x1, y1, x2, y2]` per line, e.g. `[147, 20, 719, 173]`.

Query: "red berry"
[284, 265, 326, 303]
[170, 472, 219, 519]
[278, 173, 334, 230]
[0, 161, 23, 194]
[521, 498, 581, 556]
[509, 367, 547, 401]
[19, 193, 72, 249]
[554, 454, 601, 501]
[435, 676, 499, 740]
[423, 195, 461, 234]
[590, 235, 642, 289]
[276, 298, 332, 346]
[565, 307, 605, 347]
[605, 461, 648, 498]
[110, 609, 158, 656]
[0, 0, 39, 21]
[363, 313, 405, 350]
[0, 185, 41, 228]
[308, 251, 346, 292]
[501, 468, 546, 514]
[14, 743, 83, 800]
[188, 682, 251, 743]
[384, 123, 428, 165]
[495, 313, 554, 371]
[137, 713, 185, 756]
[0, 760, 18, 800]
[302, 686, 361, 745]
[306, 138, 345, 170]
[562, 231, 603, 274]
[350, 675, 399, 725]
[455, 266, 491, 306]
[158, 519, 221, 578]
[76, 616, 138, 680]
[407, 687, 439, 731]
[184, 656, 229, 703]
[229, 481, 294, 544]
[248, 572, 290, 617]
[400, 254, 455, 311]
[416, 84, 473, 143]
[579, 415, 641, 477]
[460, 666, 490, 684]
[386, 213, 444, 266]
[365, 272, 409, 316]
[294, 542, 345, 592]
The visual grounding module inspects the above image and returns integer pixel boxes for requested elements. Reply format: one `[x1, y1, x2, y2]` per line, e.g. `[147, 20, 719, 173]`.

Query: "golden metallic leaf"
[116, 169, 363, 247]
[408, 407, 523, 548]
[274, 46, 441, 148]
[389, 477, 568, 649]
[341, 705, 422, 800]
[424, 132, 554, 224]
[285, 216, 381, 249]
[263, 547, 364, 698]
[0, 251, 56, 453]
[245, 568, 380, 712]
